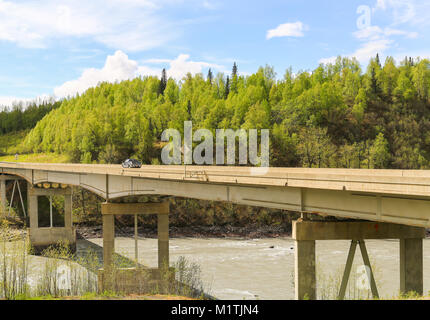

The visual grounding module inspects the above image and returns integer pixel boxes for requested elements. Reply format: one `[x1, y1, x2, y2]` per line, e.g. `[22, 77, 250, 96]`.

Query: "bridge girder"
[2, 166, 430, 228]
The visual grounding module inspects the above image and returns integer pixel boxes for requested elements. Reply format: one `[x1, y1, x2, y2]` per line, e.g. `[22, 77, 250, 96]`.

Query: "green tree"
[370, 133, 390, 168]
[297, 127, 335, 168]
[158, 68, 168, 96]
[224, 76, 230, 99]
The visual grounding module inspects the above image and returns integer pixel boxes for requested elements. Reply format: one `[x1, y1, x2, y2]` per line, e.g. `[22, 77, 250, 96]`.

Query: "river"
[83, 237, 430, 300]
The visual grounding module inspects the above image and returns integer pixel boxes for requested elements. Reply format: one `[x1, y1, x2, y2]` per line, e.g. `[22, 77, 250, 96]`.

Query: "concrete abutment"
[27, 183, 76, 253]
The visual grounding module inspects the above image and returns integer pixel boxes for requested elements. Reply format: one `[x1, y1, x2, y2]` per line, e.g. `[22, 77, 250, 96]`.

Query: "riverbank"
[76, 224, 292, 240]
[4, 222, 430, 241]
[6, 293, 196, 300]
[4, 223, 430, 300]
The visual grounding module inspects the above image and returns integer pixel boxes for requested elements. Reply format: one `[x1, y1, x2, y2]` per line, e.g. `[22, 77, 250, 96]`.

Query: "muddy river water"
[81, 237, 430, 300]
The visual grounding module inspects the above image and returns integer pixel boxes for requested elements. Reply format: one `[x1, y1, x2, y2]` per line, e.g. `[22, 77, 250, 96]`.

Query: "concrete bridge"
[0, 162, 429, 299]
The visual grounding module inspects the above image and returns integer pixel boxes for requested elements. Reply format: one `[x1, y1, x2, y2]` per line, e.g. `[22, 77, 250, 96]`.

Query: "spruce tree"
[231, 62, 238, 93]
[207, 68, 213, 85]
[232, 62, 238, 77]
[375, 53, 381, 68]
[187, 100, 192, 120]
[158, 68, 167, 95]
[224, 76, 230, 99]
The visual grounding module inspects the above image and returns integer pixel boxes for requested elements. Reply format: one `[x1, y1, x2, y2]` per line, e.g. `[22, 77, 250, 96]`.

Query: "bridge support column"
[102, 214, 115, 270]
[158, 213, 169, 268]
[0, 179, 6, 217]
[28, 183, 38, 228]
[27, 184, 75, 254]
[292, 219, 425, 300]
[99, 202, 171, 294]
[295, 239, 316, 300]
[400, 238, 423, 295]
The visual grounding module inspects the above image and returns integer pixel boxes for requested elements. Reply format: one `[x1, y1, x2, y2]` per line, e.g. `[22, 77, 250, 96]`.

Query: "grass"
[0, 130, 70, 163]
[0, 223, 210, 300]
[316, 254, 384, 300]
[0, 131, 28, 155]
[12, 292, 196, 300]
[0, 152, 70, 163]
[286, 247, 386, 300]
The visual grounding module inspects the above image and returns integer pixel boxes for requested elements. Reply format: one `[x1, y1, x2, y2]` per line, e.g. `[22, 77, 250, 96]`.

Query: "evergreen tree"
[224, 76, 230, 99]
[12, 56, 430, 170]
[232, 62, 238, 78]
[231, 62, 238, 93]
[375, 53, 381, 68]
[367, 58, 381, 96]
[158, 68, 167, 95]
[207, 68, 213, 85]
[187, 100, 192, 120]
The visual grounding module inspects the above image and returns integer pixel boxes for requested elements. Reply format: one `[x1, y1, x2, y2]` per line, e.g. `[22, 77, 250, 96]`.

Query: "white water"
[85, 237, 430, 300]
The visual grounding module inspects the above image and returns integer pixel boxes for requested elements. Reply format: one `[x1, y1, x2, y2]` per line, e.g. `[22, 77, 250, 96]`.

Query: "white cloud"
[354, 26, 418, 41]
[266, 22, 306, 39]
[373, 0, 430, 26]
[319, 39, 392, 65]
[54, 51, 138, 97]
[0, 95, 52, 108]
[320, 0, 425, 66]
[354, 26, 384, 40]
[350, 39, 392, 63]
[54, 51, 226, 98]
[384, 28, 418, 38]
[0, 96, 31, 107]
[162, 54, 225, 79]
[319, 56, 337, 65]
[392, 51, 430, 63]
[373, 0, 416, 25]
[0, 0, 178, 51]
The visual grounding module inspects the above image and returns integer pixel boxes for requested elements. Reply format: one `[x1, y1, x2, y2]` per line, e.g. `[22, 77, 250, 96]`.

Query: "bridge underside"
[2, 167, 430, 228]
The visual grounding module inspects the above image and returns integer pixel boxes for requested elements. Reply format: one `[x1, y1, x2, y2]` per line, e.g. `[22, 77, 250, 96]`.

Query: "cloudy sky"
[0, 0, 429, 106]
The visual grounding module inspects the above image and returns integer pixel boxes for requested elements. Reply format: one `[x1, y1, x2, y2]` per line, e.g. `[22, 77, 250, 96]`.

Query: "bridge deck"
[2, 162, 430, 197]
[2, 162, 430, 227]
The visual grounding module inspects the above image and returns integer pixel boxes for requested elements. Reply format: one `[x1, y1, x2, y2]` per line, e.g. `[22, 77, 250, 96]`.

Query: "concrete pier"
[400, 238, 423, 295]
[294, 239, 316, 300]
[99, 201, 170, 293]
[0, 178, 6, 217]
[293, 220, 425, 299]
[27, 183, 75, 253]
[158, 213, 169, 268]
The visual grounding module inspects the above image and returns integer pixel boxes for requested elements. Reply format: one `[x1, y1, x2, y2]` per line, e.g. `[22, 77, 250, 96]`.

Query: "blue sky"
[0, 0, 429, 106]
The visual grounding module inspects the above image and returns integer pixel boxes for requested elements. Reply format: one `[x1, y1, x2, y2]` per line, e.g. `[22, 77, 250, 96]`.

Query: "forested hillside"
[0, 100, 60, 134]
[22, 55, 430, 169]
[0, 100, 61, 157]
